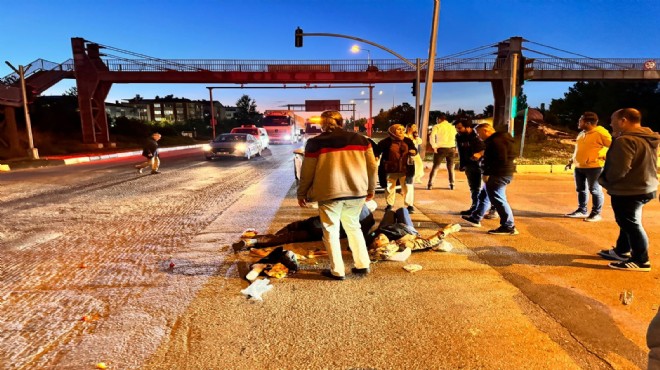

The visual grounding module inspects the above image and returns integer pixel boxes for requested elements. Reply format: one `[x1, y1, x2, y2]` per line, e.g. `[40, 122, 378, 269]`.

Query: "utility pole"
[5, 61, 39, 159]
[418, 0, 440, 160]
[207, 87, 216, 138]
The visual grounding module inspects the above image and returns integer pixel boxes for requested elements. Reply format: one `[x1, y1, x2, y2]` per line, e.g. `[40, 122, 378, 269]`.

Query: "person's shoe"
[232, 240, 247, 252]
[608, 260, 651, 272]
[351, 267, 370, 274]
[459, 209, 475, 216]
[384, 205, 392, 212]
[584, 213, 602, 222]
[487, 226, 519, 235]
[137, 167, 143, 174]
[151, 170, 161, 175]
[461, 215, 481, 227]
[407, 206, 416, 214]
[449, 183, 454, 190]
[427, 184, 433, 190]
[565, 210, 588, 218]
[597, 248, 631, 261]
[321, 269, 345, 280]
[279, 250, 299, 272]
[484, 209, 499, 219]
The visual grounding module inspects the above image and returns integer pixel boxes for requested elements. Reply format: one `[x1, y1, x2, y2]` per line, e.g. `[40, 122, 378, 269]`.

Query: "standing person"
[405, 124, 424, 184]
[135, 132, 162, 174]
[564, 112, 612, 222]
[377, 124, 417, 213]
[455, 118, 485, 215]
[428, 115, 457, 190]
[462, 124, 518, 235]
[597, 108, 659, 271]
[297, 110, 378, 280]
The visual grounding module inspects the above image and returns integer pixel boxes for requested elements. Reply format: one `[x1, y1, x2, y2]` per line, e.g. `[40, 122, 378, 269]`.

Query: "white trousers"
[318, 198, 371, 277]
[386, 173, 414, 207]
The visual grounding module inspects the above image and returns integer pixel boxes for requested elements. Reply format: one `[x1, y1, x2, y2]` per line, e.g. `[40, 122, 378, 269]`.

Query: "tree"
[63, 86, 78, 97]
[235, 94, 261, 123]
[482, 105, 494, 116]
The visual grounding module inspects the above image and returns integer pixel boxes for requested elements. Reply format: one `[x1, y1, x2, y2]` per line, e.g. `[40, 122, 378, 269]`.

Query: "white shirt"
[429, 120, 457, 149]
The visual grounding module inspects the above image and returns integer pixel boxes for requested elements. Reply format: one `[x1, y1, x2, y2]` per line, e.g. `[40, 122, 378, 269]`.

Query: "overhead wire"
[525, 40, 633, 69]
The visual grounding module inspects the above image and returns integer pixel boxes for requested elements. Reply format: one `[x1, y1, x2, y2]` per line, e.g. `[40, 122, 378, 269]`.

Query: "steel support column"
[71, 38, 112, 144]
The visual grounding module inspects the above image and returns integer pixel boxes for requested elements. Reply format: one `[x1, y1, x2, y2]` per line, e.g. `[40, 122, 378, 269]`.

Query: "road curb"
[0, 144, 203, 171]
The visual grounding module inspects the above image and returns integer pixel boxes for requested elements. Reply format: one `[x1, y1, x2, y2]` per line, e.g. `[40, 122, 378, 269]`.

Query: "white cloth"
[318, 198, 371, 277]
[429, 120, 457, 149]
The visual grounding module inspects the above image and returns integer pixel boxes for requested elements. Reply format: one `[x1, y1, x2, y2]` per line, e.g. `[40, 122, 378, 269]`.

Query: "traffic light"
[295, 27, 303, 48]
[411, 81, 416, 96]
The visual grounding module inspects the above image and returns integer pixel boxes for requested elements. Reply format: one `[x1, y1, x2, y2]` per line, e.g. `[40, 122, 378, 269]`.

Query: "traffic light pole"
[294, 28, 428, 138]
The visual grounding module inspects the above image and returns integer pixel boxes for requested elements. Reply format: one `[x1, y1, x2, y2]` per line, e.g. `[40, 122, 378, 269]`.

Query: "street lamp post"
[350, 45, 372, 67]
[296, 29, 428, 140]
[207, 87, 216, 139]
[5, 61, 39, 159]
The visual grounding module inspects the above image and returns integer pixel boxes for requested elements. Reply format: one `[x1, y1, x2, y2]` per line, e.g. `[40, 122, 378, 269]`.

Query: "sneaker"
[427, 184, 433, 190]
[459, 209, 475, 216]
[565, 210, 588, 218]
[384, 205, 392, 212]
[449, 184, 454, 190]
[488, 226, 519, 235]
[484, 209, 499, 219]
[351, 267, 370, 274]
[279, 250, 299, 272]
[321, 269, 345, 280]
[137, 167, 143, 174]
[151, 170, 161, 174]
[584, 213, 602, 222]
[597, 248, 631, 261]
[461, 215, 482, 228]
[608, 260, 651, 272]
[407, 206, 416, 214]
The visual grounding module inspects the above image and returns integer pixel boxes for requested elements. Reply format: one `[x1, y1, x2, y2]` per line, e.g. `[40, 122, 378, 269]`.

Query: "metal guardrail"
[1, 59, 74, 85]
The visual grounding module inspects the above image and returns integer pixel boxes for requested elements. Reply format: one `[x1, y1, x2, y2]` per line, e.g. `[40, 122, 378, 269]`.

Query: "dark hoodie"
[482, 131, 516, 176]
[598, 127, 660, 196]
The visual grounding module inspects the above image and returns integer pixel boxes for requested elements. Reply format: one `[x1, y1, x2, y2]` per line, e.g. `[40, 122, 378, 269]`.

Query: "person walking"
[427, 115, 457, 190]
[462, 123, 518, 235]
[405, 124, 424, 184]
[455, 118, 485, 215]
[377, 124, 417, 213]
[297, 110, 378, 280]
[564, 112, 612, 222]
[597, 108, 659, 271]
[135, 132, 162, 174]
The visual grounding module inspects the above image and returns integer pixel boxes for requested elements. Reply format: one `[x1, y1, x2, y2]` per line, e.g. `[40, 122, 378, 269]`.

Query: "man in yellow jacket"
[564, 112, 612, 222]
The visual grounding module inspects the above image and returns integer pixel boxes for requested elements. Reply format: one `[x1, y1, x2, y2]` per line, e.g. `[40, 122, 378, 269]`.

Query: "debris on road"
[240, 278, 273, 301]
[620, 290, 634, 305]
[403, 264, 423, 273]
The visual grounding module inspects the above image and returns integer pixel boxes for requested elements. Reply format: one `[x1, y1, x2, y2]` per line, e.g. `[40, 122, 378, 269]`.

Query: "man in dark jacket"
[135, 132, 162, 174]
[462, 124, 518, 235]
[455, 119, 486, 215]
[597, 108, 659, 271]
[377, 124, 417, 213]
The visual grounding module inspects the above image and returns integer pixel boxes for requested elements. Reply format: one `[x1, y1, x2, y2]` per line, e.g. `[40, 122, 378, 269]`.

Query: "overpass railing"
[1, 59, 74, 85]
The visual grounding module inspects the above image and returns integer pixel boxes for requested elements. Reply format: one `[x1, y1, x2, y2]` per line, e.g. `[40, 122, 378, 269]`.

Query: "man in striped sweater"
[297, 111, 378, 280]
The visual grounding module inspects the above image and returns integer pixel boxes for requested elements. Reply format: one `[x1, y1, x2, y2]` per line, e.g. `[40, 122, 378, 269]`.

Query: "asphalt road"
[0, 147, 658, 369]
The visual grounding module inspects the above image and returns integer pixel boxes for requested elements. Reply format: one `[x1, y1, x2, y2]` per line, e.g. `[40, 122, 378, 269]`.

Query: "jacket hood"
[620, 127, 660, 148]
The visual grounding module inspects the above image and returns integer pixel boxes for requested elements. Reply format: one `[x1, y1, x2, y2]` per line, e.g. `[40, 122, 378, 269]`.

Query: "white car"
[203, 133, 261, 160]
[230, 125, 270, 150]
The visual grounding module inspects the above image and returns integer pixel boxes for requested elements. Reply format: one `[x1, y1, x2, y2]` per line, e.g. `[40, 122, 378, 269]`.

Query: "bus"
[261, 110, 305, 144]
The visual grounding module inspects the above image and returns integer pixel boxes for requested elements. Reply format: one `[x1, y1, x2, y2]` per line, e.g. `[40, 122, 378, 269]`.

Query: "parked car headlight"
[202, 144, 212, 152]
[234, 143, 247, 152]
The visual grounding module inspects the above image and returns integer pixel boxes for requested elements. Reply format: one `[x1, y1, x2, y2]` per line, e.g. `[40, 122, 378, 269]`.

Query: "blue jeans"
[380, 207, 414, 230]
[611, 192, 655, 263]
[464, 165, 482, 210]
[471, 175, 514, 228]
[574, 167, 604, 214]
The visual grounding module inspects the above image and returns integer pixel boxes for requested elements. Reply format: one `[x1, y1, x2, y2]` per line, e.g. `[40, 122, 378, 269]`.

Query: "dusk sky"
[1, 0, 658, 119]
